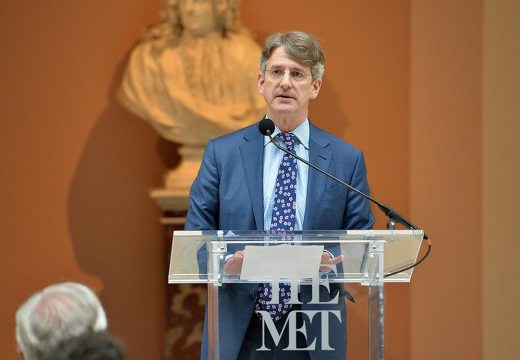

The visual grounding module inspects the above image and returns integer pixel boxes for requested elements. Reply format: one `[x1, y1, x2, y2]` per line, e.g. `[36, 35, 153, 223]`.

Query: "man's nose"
[279, 72, 293, 88]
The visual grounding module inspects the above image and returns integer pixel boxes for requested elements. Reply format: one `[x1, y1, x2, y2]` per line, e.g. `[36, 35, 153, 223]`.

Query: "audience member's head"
[42, 331, 126, 360]
[15, 282, 107, 360]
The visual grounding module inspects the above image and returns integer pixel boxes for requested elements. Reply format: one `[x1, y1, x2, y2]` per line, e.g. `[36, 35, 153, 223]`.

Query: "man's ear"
[310, 78, 322, 99]
[257, 72, 265, 96]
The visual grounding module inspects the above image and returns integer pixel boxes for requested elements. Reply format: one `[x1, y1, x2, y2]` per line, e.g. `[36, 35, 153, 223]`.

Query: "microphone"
[258, 117, 429, 240]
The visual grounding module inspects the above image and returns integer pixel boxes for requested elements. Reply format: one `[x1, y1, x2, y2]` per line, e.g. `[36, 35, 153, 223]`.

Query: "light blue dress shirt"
[263, 119, 310, 231]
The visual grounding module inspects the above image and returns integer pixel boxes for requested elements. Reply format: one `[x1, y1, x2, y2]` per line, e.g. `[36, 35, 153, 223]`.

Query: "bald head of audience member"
[15, 282, 107, 360]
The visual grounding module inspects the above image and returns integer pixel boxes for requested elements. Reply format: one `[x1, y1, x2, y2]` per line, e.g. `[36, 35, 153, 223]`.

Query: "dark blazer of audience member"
[42, 331, 126, 360]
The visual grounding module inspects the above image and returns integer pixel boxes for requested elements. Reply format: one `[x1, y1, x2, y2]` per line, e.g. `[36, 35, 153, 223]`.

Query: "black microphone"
[258, 117, 429, 240]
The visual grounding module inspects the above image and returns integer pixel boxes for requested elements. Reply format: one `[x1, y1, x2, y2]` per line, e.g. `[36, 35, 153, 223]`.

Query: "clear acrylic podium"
[168, 230, 424, 360]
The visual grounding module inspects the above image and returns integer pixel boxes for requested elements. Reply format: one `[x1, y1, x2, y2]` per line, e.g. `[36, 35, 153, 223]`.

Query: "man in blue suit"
[185, 31, 374, 359]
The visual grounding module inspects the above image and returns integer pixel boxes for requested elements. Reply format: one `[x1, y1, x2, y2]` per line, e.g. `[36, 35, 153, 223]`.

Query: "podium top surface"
[168, 230, 425, 285]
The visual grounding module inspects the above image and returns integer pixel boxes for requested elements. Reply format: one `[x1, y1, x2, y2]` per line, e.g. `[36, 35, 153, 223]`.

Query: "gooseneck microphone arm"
[259, 117, 429, 240]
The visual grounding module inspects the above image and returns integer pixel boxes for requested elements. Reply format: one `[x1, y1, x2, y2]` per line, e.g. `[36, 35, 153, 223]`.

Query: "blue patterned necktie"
[255, 133, 298, 321]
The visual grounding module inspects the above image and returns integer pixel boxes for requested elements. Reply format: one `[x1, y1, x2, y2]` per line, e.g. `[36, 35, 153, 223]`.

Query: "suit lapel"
[239, 128, 264, 230]
[303, 125, 332, 230]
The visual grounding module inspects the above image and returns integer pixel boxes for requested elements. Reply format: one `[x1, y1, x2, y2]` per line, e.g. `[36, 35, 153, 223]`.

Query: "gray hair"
[15, 282, 107, 360]
[260, 31, 325, 81]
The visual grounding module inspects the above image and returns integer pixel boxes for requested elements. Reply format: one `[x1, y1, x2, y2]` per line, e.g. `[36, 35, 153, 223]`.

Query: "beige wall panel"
[482, 1, 520, 359]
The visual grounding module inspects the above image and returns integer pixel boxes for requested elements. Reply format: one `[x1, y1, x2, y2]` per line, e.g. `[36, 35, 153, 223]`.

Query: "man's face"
[258, 46, 322, 124]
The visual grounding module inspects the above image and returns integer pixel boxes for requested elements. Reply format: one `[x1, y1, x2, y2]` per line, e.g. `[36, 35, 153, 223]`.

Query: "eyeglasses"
[265, 68, 311, 82]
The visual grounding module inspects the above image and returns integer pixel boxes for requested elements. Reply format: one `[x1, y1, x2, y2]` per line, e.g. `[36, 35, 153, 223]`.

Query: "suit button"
[249, 292, 255, 300]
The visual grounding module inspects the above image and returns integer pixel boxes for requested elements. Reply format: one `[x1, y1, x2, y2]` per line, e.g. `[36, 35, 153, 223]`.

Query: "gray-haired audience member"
[15, 282, 107, 360]
[42, 331, 126, 360]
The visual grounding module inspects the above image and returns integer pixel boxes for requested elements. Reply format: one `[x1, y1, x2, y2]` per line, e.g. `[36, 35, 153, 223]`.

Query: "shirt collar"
[263, 118, 310, 150]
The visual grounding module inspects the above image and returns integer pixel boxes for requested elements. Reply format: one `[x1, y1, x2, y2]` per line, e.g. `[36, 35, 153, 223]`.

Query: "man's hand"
[224, 250, 245, 275]
[320, 252, 344, 272]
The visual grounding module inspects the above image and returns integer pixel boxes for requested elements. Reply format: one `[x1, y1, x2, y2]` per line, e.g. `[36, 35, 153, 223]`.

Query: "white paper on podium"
[240, 244, 324, 281]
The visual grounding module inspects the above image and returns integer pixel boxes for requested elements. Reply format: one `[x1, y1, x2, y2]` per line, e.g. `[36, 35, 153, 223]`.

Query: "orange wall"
[0, 1, 410, 358]
[410, 0, 483, 359]
[0, 1, 168, 359]
[3, 0, 508, 359]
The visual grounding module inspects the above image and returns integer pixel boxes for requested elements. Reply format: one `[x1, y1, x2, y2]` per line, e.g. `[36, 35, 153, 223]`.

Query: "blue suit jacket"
[185, 121, 374, 359]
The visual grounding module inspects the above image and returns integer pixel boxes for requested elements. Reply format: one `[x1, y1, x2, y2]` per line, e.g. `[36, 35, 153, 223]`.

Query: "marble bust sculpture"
[118, 0, 264, 201]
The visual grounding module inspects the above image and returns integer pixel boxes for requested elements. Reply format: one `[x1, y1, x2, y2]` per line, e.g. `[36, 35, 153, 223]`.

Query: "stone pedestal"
[150, 189, 191, 213]
[152, 160, 205, 359]
[161, 214, 205, 360]
[150, 144, 203, 212]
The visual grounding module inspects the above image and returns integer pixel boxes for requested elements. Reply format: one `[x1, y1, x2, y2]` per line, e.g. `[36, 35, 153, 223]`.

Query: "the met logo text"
[256, 264, 342, 351]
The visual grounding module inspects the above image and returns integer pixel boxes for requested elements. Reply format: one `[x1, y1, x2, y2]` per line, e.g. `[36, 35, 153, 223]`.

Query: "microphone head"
[258, 117, 275, 136]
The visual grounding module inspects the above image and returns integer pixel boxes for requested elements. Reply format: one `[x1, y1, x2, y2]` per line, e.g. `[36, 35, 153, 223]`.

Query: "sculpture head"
[179, 0, 217, 37]
[159, 0, 242, 41]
